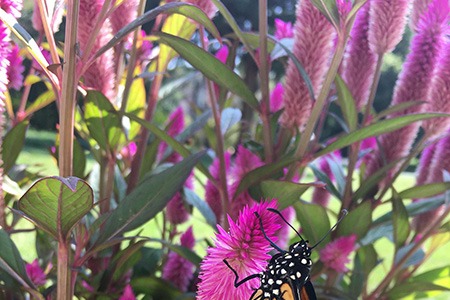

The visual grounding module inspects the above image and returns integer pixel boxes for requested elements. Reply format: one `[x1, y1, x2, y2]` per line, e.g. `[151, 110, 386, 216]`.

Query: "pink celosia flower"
[336, 0, 352, 26]
[82, 280, 95, 292]
[410, 0, 433, 32]
[368, 0, 410, 54]
[280, 0, 336, 130]
[312, 151, 341, 206]
[109, 0, 138, 44]
[162, 227, 195, 291]
[270, 83, 284, 112]
[78, 0, 116, 101]
[205, 152, 231, 222]
[365, 0, 448, 180]
[166, 175, 193, 225]
[342, 2, 376, 110]
[274, 18, 294, 39]
[422, 41, 450, 139]
[415, 143, 438, 185]
[118, 284, 136, 300]
[197, 200, 281, 300]
[358, 136, 377, 167]
[0, 0, 22, 18]
[32, 0, 64, 33]
[26, 259, 47, 286]
[6, 44, 24, 90]
[320, 234, 357, 272]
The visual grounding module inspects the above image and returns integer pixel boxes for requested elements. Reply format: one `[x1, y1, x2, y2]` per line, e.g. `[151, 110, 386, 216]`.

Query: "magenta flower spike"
[280, 0, 336, 130]
[410, 0, 433, 32]
[365, 0, 448, 179]
[319, 234, 357, 272]
[25, 259, 47, 286]
[416, 143, 438, 186]
[163, 227, 196, 291]
[274, 18, 294, 39]
[31, 0, 64, 33]
[109, 0, 138, 44]
[422, 41, 450, 139]
[6, 44, 24, 90]
[118, 284, 136, 300]
[78, 0, 116, 101]
[341, 2, 377, 110]
[0, 0, 22, 18]
[368, 0, 411, 55]
[0, 26, 9, 105]
[270, 83, 284, 112]
[197, 200, 280, 300]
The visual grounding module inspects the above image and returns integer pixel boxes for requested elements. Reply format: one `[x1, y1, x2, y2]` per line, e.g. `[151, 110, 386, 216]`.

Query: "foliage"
[0, 0, 449, 299]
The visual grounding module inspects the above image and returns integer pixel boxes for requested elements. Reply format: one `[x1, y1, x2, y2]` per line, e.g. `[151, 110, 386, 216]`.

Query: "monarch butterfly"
[224, 208, 347, 300]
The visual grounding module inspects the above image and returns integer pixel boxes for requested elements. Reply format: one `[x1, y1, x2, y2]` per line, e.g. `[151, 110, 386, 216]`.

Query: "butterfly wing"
[300, 281, 317, 300]
[250, 289, 264, 300]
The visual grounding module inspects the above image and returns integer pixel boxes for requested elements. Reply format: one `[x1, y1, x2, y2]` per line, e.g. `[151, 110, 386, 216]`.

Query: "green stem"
[59, 0, 79, 177]
[258, 0, 272, 163]
[57, 240, 71, 299]
[286, 34, 347, 179]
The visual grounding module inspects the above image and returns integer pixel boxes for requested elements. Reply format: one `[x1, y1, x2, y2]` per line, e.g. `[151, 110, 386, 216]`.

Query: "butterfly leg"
[223, 259, 261, 287]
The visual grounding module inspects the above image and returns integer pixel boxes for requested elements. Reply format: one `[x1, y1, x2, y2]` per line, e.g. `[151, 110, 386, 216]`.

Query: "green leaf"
[225, 32, 276, 53]
[310, 0, 339, 26]
[93, 152, 204, 246]
[73, 138, 87, 178]
[260, 180, 323, 210]
[386, 282, 449, 299]
[2, 120, 28, 173]
[411, 266, 450, 286]
[125, 77, 146, 141]
[184, 188, 217, 227]
[84, 90, 123, 152]
[335, 74, 358, 131]
[0, 229, 34, 289]
[394, 243, 425, 269]
[133, 247, 163, 277]
[294, 202, 330, 248]
[374, 101, 425, 121]
[337, 202, 372, 239]
[310, 165, 342, 200]
[234, 155, 297, 198]
[398, 182, 450, 199]
[156, 32, 259, 110]
[24, 90, 56, 116]
[17, 177, 93, 241]
[221, 107, 242, 135]
[317, 113, 449, 156]
[392, 191, 410, 248]
[125, 112, 212, 181]
[93, 2, 220, 62]
[110, 241, 145, 282]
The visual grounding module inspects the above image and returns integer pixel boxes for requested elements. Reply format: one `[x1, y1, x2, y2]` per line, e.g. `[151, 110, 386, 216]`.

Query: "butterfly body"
[250, 241, 314, 300]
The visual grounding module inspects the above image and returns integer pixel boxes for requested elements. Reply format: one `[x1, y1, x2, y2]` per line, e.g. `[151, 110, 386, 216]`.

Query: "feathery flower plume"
[197, 200, 280, 300]
[422, 41, 450, 139]
[205, 152, 231, 222]
[274, 18, 294, 39]
[312, 151, 341, 207]
[365, 0, 448, 179]
[25, 259, 47, 286]
[109, 0, 138, 44]
[0, 0, 22, 18]
[414, 135, 450, 231]
[320, 234, 357, 272]
[31, 0, 64, 33]
[162, 227, 196, 291]
[118, 285, 136, 300]
[6, 44, 24, 90]
[78, 0, 116, 101]
[270, 82, 284, 112]
[341, 2, 377, 110]
[368, 0, 410, 54]
[166, 176, 193, 225]
[336, 0, 352, 26]
[410, 0, 433, 32]
[280, 0, 336, 130]
[229, 146, 263, 219]
[415, 143, 438, 186]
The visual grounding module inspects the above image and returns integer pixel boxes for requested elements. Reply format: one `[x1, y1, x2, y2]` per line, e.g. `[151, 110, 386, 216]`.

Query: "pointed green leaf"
[337, 202, 372, 239]
[221, 107, 242, 135]
[392, 191, 410, 248]
[18, 177, 93, 241]
[156, 32, 259, 110]
[0, 230, 34, 289]
[94, 152, 205, 246]
[310, 165, 342, 200]
[84, 90, 123, 152]
[335, 74, 358, 131]
[24, 90, 56, 116]
[398, 182, 450, 199]
[387, 282, 450, 299]
[3, 120, 28, 173]
[317, 113, 449, 156]
[294, 202, 330, 249]
[310, 0, 339, 26]
[184, 188, 217, 227]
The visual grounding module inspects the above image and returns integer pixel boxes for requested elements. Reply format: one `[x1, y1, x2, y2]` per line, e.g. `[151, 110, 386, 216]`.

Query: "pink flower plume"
[270, 83, 284, 112]
[320, 234, 357, 272]
[109, 0, 139, 44]
[274, 18, 294, 39]
[410, 0, 433, 32]
[6, 44, 24, 90]
[280, 0, 336, 130]
[163, 227, 196, 291]
[368, 0, 410, 54]
[342, 2, 377, 110]
[416, 143, 438, 186]
[197, 201, 280, 299]
[118, 285, 136, 300]
[25, 259, 47, 286]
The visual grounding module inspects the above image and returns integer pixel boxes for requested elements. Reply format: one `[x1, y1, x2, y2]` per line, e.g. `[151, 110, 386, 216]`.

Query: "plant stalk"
[258, 0, 273, 163]
[57, 239, 72, 299]
[59, 0, 80, 177]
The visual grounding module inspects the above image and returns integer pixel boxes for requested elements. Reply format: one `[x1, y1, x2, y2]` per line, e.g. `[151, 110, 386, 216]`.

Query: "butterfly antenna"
[267, 208, 305, 242]
[311, 209, 348, 249]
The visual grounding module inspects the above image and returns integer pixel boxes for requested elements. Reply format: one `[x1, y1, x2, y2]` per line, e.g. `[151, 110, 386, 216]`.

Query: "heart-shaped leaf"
[18, 177, 93, 241]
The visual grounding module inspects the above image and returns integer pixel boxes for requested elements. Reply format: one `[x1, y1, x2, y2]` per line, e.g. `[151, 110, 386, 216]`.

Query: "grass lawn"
[9, 129, 450, 299]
